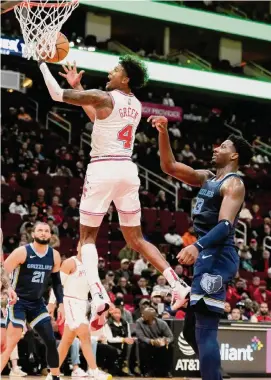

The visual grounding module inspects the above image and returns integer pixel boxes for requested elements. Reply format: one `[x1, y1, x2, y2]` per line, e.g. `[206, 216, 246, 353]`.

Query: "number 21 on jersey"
[118, 124, 133, 149]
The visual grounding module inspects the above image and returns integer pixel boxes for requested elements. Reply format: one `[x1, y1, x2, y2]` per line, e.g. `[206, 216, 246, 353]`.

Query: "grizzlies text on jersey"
[191, 173, 242, 313]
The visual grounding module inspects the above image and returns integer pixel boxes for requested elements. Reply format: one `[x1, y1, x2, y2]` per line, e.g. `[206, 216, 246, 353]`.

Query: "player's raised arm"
[59, 61, 96, 122]
[39, 61, 112, 108]
[148, 116, 213, 187]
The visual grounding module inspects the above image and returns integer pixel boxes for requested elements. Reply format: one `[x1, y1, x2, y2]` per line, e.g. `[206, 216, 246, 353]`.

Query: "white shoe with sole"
[9, 367, 27, 377]
[71, 367, 88, 377]
[87, 368, 112, 380]
[90, 283, 110, 331]
[171, 279, 191, 310]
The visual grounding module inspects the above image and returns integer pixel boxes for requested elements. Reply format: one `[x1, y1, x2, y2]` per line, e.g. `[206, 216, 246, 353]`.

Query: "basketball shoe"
[171, 279, 191, 310]
[90, 282, 110, 331]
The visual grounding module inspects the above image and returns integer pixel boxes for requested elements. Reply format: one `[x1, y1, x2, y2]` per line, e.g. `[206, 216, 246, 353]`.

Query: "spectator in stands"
[17, 106, 32, 122]
[168, 124, 181, 139]
[248, 276, 260, 296]
[51, 196, 64, 225]
[133, 256, 148, 275]
[1, 147, 14, 165]
[251, 302, 271, 322]
[113, 277, 132, 295]
[162, 93, 175, 107]
[239, 202, 253, 225]
[249, 238, 262, 261]
[9, 194, 29, 218]
[118, 244, 138, 262]
[20, 214, 36, 234]
[105, 204, 118, 223]
[182, 225, 197, 247]
[18, 143, 34, 161]
[33, 144, 45, 161]
[17, 172, 33, 189]
[132, 277, 151, 297]
[64, 198, 80, 220]
[58, 221, 74, 238]
[251, 203, 264, 229]
[115, 259, 133, 282]
[33, 188, 48, 220]
[253, 280, 271, 305]
[239, 246, 254, 272]
[98, 257, 106, 280]
[133, 298, 150, 321]
[49, 231, 60, 248]
[150, 291, 163, 314]
[136, 307, 173, 377]
[242, 299, 254, 320]
[163, 292, 174, 315]
[114, 297, 133, 324]
[228, 308, 248, 321]
[181, 144, 196, 162]
[22, 222, 34, 243]
[164, 225, 183, 247]
[155, 190, 169, 210]
[108, 308, 135, 375]
[256, 250, 271, 273]
[52, 187, 64, 205]
[153, 275, 171, 295]
[47, 216, 59, 236]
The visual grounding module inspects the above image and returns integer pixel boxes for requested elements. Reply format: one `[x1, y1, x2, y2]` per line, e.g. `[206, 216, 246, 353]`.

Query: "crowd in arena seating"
[1, 77, 271, 376]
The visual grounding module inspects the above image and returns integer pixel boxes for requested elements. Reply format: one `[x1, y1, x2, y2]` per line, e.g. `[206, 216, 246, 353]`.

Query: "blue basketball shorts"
[7, 297, 50, 329]
[190, 246, 239, 314]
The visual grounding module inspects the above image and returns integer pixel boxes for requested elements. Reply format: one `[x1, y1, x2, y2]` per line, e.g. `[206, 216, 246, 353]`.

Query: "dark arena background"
[1, 1, 271, 379]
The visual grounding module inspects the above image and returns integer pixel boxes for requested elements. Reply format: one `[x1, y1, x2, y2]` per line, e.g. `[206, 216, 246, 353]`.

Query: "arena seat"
[142, 208, 158, 233]
[175, 211, 190, 235]
[52, 176, 69, 189]
[59, 237, 74, 254]
[34, 174, 53, 189]
[159, 210, 173, 234]
[2, 213, 22, 236]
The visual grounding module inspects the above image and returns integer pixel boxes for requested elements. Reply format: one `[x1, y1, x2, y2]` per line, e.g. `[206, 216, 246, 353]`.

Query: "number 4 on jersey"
[118, 124, 133, 149]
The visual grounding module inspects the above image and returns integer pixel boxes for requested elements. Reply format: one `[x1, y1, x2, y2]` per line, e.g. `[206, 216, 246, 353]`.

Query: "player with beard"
[1, 222, 64, 380]
[149, 116, 253, 380]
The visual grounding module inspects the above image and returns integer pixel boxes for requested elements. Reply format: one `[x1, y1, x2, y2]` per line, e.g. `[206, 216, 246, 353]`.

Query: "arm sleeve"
[194, 219, 232, 252]
[51, 272, 64, 303]
[39, 62, 64, 102]
[135, 321, 151, 344]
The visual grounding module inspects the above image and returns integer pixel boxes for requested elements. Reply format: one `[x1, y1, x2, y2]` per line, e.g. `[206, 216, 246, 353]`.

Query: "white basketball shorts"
[80, 157, 141, 227]
[64, 297, 89, 330]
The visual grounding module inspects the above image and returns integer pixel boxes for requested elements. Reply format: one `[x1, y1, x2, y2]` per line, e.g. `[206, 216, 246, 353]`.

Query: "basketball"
[46, 32, 70, 63]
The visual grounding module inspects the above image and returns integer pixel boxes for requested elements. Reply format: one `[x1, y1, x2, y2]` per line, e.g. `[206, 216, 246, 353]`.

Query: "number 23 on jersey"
[117, 124, 133, 149]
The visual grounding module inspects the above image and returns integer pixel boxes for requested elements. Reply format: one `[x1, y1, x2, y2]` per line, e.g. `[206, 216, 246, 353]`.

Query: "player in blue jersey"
[148, 115, 253, 380]
[1, 222, 64, 380]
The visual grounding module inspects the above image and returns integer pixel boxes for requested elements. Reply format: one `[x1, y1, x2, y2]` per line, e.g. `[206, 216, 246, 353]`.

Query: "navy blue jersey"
[12, 244, 54, 301]
[192, 173, 242, 246]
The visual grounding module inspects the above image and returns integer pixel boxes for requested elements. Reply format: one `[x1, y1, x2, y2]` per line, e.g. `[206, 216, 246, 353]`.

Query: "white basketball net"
[14, 0, 79, 60]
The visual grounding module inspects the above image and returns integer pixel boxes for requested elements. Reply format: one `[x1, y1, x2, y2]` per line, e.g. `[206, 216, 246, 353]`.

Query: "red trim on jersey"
[80, 209, 106, 216]
[91, 155, 131, 158]
[90, 158, 131, 163]
[115, 89, 134, 97]
[117, 208, 141, 215]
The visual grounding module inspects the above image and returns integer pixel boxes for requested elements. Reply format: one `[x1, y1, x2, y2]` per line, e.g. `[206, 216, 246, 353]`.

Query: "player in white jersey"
[39, 55, 190, 330]
[48, 243, 111, 380]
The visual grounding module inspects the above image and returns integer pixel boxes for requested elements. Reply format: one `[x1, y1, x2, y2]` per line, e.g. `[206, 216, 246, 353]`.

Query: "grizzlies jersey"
[192, 173, 243, 246]
[12, 244, 54, 301]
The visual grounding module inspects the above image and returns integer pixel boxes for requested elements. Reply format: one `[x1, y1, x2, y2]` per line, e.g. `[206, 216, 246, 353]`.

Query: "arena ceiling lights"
[56, 49, 271, 100]
[79, 0, 271, 42]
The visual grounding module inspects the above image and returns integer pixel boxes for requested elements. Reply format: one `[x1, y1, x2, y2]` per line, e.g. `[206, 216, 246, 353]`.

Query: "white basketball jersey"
[63, 257, 89, 300]
[90, 90, 142, 157]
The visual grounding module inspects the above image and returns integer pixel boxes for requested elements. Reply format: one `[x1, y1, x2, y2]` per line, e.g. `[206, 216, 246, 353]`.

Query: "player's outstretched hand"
[59, 61, 85, 89]
[8, 287, 17, 305]
[177, 245, 199, 265]
[147, 115, 168, 133]
[57, 303, 65, 325]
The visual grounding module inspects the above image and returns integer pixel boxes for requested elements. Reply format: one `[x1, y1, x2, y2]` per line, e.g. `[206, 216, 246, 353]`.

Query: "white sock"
[81, 243, 101, 293]
[163, 267, 179, 287]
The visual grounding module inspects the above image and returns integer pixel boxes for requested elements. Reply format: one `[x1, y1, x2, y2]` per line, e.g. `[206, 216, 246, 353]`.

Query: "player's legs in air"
[80, 160, 190, 330]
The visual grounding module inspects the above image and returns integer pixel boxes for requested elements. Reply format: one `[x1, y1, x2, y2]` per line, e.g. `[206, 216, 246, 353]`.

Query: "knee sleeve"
[34, 321, 59, 368]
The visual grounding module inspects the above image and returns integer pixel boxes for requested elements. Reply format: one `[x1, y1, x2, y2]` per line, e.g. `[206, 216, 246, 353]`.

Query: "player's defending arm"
[148, 116, 213, 187]
[178, 176, 245, 265]
[39, 61, 111, 109]
[51, 250, 64, 323]
[59, 61, 96, 122]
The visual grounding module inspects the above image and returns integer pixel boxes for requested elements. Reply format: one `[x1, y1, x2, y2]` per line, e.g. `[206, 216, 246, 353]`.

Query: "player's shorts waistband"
[90, 155, 131, 163]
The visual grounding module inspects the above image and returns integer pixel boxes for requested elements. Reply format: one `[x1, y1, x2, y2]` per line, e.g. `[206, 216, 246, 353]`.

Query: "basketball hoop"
[14, 0, 79, 60]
